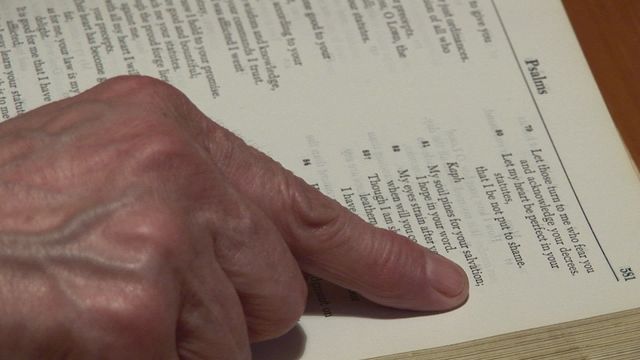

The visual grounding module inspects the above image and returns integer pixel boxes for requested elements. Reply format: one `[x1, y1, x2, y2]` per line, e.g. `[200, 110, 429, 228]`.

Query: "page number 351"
[620, 267, 637, 281]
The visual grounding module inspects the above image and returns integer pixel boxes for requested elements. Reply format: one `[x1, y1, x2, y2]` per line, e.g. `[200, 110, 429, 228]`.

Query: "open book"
[1, 0, 638, 358]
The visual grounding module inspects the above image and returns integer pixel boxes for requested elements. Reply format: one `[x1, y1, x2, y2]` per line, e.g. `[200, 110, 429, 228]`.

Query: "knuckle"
[97, 76, 193, 122]
[116, 118, 203, 180]
[219, 198, 259, 233]
[133, 128, 191, 165]
[111, 109, 200, 175]
[99, 75, 177, 102]
[249, 276, 308, 341]
[286, 178, 350, 256]
[105, 201, 189, 278]
[119, 203, 187, 262]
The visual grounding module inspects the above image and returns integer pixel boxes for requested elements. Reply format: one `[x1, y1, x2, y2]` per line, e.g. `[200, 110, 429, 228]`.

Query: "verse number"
[619, 267, 637, 281]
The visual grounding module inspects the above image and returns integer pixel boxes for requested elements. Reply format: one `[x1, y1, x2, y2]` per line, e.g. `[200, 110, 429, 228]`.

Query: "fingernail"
[427, 254, 468, 298]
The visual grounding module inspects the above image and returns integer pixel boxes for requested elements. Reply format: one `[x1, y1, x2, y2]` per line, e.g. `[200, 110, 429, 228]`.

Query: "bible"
[1, 0, 638, 358]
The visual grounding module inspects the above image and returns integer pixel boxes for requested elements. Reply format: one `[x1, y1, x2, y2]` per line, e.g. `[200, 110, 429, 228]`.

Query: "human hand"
[0, 76, 468, 359]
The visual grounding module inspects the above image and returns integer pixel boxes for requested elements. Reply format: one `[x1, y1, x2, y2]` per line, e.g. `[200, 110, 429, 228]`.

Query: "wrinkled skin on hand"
[0, 76, 468, 359]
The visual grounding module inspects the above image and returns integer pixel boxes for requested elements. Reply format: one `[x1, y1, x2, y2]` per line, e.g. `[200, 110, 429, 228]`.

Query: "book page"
[1, 0, 639, 359]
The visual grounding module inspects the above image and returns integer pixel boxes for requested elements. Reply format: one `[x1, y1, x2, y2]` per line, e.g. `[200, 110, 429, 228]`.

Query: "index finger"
[201, 119, 469, 312]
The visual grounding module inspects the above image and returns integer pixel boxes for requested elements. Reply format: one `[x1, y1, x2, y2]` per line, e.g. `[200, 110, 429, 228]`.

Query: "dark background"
[564, 0, 640, 169]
